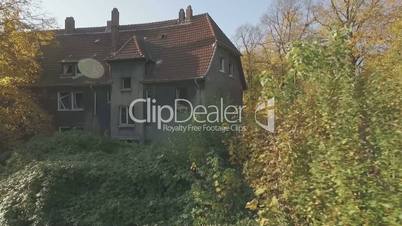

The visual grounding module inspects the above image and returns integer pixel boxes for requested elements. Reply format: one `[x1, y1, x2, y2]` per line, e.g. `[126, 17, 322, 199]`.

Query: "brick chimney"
[185, 5, 193, 22]
[178, 8, 185, 23]
[65, 17, 75, 33]
[111, 8, 119, 52]
[105, 20, 111, 32]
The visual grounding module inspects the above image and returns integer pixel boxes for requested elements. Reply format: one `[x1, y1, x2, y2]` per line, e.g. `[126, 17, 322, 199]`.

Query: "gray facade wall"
[40, 86, 110, 135]
[109, 60, 145, 141]
[202, 46, 244, 105]
[40, 47, 244, 143]
[143, 81, 200, 141]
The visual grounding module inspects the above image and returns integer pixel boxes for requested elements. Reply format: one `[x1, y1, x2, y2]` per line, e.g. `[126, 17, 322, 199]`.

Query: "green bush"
[0, 131, 252, 225]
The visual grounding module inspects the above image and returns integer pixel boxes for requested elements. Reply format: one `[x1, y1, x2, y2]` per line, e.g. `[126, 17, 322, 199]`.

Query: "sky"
[40, 0, 271, 41]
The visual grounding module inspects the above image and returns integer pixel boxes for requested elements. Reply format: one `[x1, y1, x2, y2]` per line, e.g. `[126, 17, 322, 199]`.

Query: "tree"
[314, 0, 402, 157]
[0, 0, 53, 156]
[314, 0, 402, 66]
[234, 24, 263, 79]
[229, 27, 401, 225]
[234, 0, 318, 112]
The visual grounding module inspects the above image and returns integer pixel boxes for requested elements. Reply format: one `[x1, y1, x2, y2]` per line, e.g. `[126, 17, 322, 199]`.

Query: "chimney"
[185, 5, 193, 22]
[111, 8, 119, 52]
[65, 17, 75, 33]
[105, 20, 111, 32]
[178, 8, 185, 23]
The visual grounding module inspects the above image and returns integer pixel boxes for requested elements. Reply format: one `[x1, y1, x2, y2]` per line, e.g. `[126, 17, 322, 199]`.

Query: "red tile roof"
[108, 36, 145, 61]
[38, 13, 244, 88]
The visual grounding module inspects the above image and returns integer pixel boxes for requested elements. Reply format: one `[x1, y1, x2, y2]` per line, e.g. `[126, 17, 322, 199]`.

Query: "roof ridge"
[205, 13, 218, 42]
[54, 13, 209, 35]
[133, 35, 144, 57]
[206, 14, 240, 55]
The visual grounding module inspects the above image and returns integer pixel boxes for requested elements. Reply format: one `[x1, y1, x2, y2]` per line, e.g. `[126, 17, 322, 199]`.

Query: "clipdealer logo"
[128, 97, 274, 133]
[254, 98, 275, 132]
[129, 98, 243, 130]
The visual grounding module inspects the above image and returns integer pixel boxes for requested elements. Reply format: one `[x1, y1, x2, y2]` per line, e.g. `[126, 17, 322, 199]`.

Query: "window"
[76, 65, 81, 75]
[63, 64, 74, 76]
[219, 57, 225, 72]
[228, 62, 234, 77]
[175, 88, 189, 112]
[57, 92, 84, 111]
[62, 63, 80, 77]
[121, 77, 132, 90]
[72, 92, 83, 110]
[58, 92, 71, 110]
[160, 34, 167, 39]
[119, 105, 135, 126]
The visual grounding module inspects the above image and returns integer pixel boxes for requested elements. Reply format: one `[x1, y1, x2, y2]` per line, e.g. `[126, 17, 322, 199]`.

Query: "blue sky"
[40, 0, 271, 40]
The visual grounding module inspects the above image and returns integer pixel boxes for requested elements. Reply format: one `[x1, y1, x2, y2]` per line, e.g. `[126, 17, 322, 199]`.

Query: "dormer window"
[219, 57, 225, 72]
[63, 63, 74, 76]
[61, 63, 81, 77]
[160, 34, 167, 39]
[76, 65, 81, 75]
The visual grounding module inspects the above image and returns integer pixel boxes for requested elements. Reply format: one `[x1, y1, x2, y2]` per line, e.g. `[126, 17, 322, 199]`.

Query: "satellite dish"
[78, 58, 105, 79]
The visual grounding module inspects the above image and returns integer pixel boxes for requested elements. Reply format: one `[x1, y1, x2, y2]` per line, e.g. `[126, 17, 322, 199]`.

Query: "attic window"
[63, 63, 74, 76]
[61, 63, 81, 77]
[219, 57, 225, 72]
[228, 62, 234, 77]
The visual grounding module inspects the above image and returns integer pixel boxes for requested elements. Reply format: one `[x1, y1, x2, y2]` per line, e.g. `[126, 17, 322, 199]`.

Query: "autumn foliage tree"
[0, 0, 53, 155]
[230, 0, 402, 225]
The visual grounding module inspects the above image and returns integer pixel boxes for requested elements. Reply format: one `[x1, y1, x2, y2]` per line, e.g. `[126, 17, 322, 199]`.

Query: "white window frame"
[61, 63, 80, 78]
[219, 57, 225, 72]
[75, 64, 82, 76]
[57, 91, 84, 111]
[62, 63, 74, 77]
[119, 105, 135, 127]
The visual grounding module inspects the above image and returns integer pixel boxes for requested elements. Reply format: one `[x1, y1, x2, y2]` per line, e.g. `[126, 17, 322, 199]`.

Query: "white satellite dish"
[77, 58, 105, 79]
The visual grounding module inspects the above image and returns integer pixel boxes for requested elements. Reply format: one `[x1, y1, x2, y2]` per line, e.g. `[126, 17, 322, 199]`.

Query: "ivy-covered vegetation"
[0, 132, 254, 225]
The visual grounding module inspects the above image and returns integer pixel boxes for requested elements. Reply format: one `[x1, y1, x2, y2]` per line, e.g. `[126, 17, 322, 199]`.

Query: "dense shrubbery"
[228, 30, 402, 225]
[0, 132, 254, 225]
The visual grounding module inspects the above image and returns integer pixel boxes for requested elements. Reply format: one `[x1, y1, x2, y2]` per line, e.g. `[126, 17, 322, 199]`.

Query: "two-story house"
[37, 6, 246, 142]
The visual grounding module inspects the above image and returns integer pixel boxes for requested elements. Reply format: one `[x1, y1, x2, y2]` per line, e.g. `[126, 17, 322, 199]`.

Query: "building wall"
[39, 47, 244, 142]
[109, 60, 145, 141]
[143, 80, 199, 142]
[202, 46, 244, 106]
[40, 85, 110, 135]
